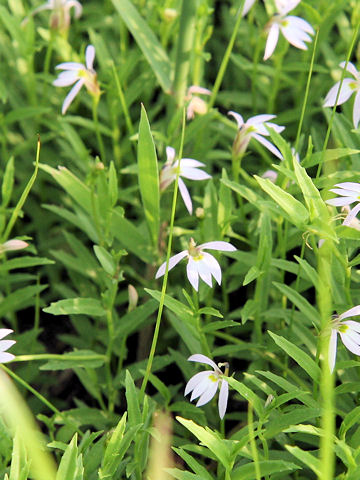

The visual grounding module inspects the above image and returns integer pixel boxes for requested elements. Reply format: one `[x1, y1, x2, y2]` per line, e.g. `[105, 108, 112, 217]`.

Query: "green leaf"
[2, 157, 14, 208]
[232, 460, 300, 480]
[176, 417, 231, 469]
[137, 105, 160, 247]
[339, 405, 360, 439]
[9, 431, 30, 480]
[255, 175, 309, 226]
[268, 331, 321, 383]
[125, 370, 142, 427]
[93, 245, 116, 275]
[0, 284, 47, 317]
[226, 377, 264, 418]
[111, 0, 172, 93]
[145, 288, 194, 324]
[39, 350, 106, 371]
[273, 282, 319, 326]
[0, 256, 54, 272]
[43, 298, 106, 316]
[56, 434, 78, 480]
[243, 265, 263, 286]
[197, 307, 223, 318]
[302, 148, 360, 167]
[172, 448, 213, 480]
[286, 445, 320, 476]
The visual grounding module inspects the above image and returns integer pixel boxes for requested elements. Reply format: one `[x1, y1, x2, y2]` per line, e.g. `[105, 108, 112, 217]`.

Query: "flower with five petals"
[326, 182, 360, 227]
[53, 44, 100, 114]
[160, 147, 211, 215]
[0, 329, 16, 363]
[263, 0, 314, 60]
[329, 306, 360, 373]
[323, 62, 360, 129]
[228, 111, 285, 160]
[155, 238, 236, 291]
[185, 354, 229, 419]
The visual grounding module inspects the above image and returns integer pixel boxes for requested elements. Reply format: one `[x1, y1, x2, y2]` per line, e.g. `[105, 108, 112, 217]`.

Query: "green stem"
[92, 97, 106, 162]
[267, 50, 285, 113]
[105, 281, 118, 413]
[111, 61, 134, 137]
[248, 402, 261, 480]
[294, 29, 319, 152]
[140, 111, 186, 399]
[208, 0, 245, 110]
[172, 0, 196, 106]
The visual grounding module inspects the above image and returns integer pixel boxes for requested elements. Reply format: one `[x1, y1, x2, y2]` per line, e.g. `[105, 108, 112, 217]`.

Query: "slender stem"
[140, 110, 186, 398]
[316, 19, 360, 178]
[267, 49, 285, 113]
[105, 282, 117, 413]
[295, 29, 319, 152]
[248, 402, 261, 480]
[172, 0, 196, 106]
[92, 96, 106, 162]
[208, 0, 245, 110]
[111, 61, 134, 137]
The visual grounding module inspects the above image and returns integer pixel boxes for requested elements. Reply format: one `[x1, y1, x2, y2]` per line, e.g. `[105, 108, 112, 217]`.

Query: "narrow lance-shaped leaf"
[137, 105, 160, 248]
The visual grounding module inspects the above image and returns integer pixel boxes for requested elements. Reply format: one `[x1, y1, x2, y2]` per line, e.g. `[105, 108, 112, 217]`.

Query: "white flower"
[155, 238, 236, 291]
[263, 0, 314, 61]
[160, 147, 211, 215]
[228, 111, 285, 160]
[186, 86, 211, 120]
[329, 306, 360, 373]
[25, 0, 82, 32]
[323, 62, 360, 129]
[0, 329, 16, 363]
[326, 182, 360, 227]
[184, 354, 229, 419]
[53, 44, 100, 114]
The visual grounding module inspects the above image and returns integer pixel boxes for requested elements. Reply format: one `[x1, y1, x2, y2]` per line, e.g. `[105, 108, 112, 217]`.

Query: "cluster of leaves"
[1, 0, 360, 479]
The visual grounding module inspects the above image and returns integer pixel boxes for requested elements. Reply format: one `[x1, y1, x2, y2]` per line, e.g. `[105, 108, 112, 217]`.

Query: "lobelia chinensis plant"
[159, 147, 211, 214]
[53, 44, 100, 114]
[263, 0, 314, 60]
[323, 61, 360, 129]
[185, 354, 229, 419]
[155, 238, 236, 291]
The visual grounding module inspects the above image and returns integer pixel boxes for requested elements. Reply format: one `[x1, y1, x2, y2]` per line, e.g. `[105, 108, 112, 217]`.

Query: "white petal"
[0, 352, 15, 363]
[276, 0, 300, 15]
[196, 258, 214, 288]
[166, 146, 176, 164]
[185, 371, 212, 395]
[178, 177, 193, 214]
[188, 86, 211, 95]
[196, 380, 219, 407]
[340, 331, 360, 356]
[188, 354, 219, 370]
[0, 329, 13, 340]
[264, 23, 280, 60]
[201, 252, 222, 285]
[85, 45, 96, 70]
[252, 133, 283, 160]
[334, 182, 360, 191]
[339, 61, 359, 79]
[66, 0, 83, 18]
[328, 329, 337, 373]
[0, 340, 16, 352]
[228, 111, 244, 129]
[187, 258, 199, 291]
[339, 305, 360, 320]
[281, 21, 313, 50]
[242, 0, 256, 16]
[53, 70, 78, 87]
[247, 114, 277, 126]
[323, 79, 355, 107]
[353, 89, 360, 129]
[200, 241, 236, 252]
[190, 375, 214, 401]
[329, 188, 359, 197]
[180, 158, 206, 168]
[326, 197, 356, 207]
[284, 16, 315, 35]
[55, 62, 86, 71]
[344, 320, 360, 333]
[155, 250, 188, 279]
[218, 380, 229, 419]
[343, 203, 360, 226]
[61, 79, 84, 114]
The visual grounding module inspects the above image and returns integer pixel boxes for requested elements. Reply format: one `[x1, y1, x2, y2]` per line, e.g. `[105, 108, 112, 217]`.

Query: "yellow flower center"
[209, 374, 218, 382]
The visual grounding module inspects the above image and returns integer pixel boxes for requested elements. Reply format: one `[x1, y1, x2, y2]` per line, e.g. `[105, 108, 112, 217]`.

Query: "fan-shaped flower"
[53, 44, 100, 114]
[160, 147, 211, 214]
[24, 0, 82, 32]
[229, 111, 285, 160]
[0, 330, 16, 363]
[323, 62, 360, 129]
[155, 238, 236, 291]
[185, 354, 229, 419]
[326, 182, 360, 227]
[329, 306, 360, 373]
[185, 86, 211, 120]
[263, 0, 314, 60]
